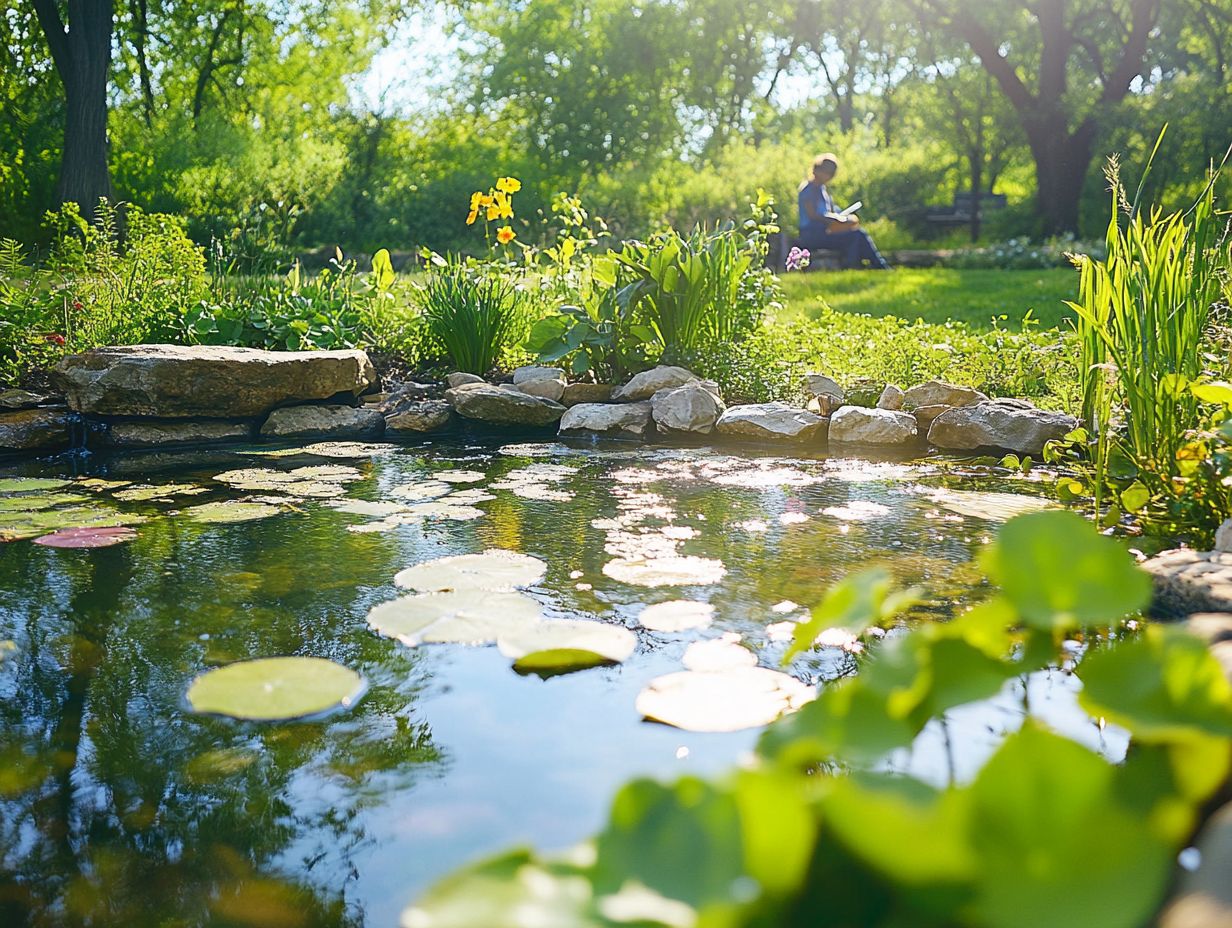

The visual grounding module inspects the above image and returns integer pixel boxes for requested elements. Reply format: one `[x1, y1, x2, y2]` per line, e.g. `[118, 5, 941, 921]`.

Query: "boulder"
[806, 395, 840, 416]
[828, 406, 918, 446]
[1142, 549, 1232, 618]
[386, 400, 452, 433]
[912, 404, 951, 428]
[512, 366, 566, 402]
[260, 404, 385, 441]
[379, 381, 441, 416]
[0, 408, 73, 453]
[446, 383, 566, 427]
[562, 383, 614, 406]
[650, 381, 726, 434]
[903, 380, 988, 410]
[56, 345, 375, 418]
[612, 366, 698, 402]
[877, 385, 905, 411]
[1181, 613, 1232, 644]
[1215, 518, 1232, 553]
[560, 402, 653, 438]
[107, 418, 253, 448]
[715, 403, 827, 444]
[446, 372, 486, 389]
[0, 389, 58, 410]
[803, 373, 844, 403]
[927, 399, 1078, 456]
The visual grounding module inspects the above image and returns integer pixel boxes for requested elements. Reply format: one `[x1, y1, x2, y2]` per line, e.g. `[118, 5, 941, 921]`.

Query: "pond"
[0, 437, 1120, 927]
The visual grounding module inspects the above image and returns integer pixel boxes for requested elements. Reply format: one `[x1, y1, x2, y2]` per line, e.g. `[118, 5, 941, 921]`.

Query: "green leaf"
[980, 511, 1150, 631]
[784, 568, 917, 662]
[371, 248, 395, 290]
[186, 656, 365, 721]
[1119, 481, 1150, 513]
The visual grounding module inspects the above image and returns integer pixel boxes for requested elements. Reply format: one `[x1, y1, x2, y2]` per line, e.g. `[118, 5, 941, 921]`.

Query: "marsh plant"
[419, 263, 529, 376]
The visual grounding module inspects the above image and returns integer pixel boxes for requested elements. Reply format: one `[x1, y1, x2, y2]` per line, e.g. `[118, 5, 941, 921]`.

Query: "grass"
[776, 267, 1078, 330]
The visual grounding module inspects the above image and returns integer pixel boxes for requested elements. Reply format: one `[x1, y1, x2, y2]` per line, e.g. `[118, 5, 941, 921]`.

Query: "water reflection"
[0, 438, 1067, 925]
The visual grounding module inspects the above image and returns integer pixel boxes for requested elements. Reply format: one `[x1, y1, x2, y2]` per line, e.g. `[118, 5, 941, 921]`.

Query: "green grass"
[777, 268, 1078, 330]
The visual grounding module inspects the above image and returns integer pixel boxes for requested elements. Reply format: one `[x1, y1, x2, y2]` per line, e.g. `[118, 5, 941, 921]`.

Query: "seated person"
[796, 153, 889, 270]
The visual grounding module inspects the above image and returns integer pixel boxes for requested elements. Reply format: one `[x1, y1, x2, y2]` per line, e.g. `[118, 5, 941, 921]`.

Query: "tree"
[910, 0, 1162, 234]
[31, 0, 114, 213]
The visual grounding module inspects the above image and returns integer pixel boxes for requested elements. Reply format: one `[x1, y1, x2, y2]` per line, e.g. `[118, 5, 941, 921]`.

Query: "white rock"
[715, 403, 827, 443]
[559, 402, 653, 437]
[512, 365, 565, 386]
[927, 399, 1078, 456]
[445, 383, 565, 427]
[877, 385, 905, 410]
[446, 372, 486, 389]
[1216, 519, 1232, 554]
[612, 366, 698, 402]
[515, 379, 565, 402]
[650, 382, 726, 434]
[903, 380, 988, 410]
[828, 406, 918, 446]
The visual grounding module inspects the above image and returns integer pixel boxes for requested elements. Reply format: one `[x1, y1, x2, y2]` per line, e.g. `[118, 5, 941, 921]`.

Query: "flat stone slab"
[0, 408, 73, 453]
[562, 383, 614, 406]
[903, 380, 988, 409]
[446, 383, 565, 427]
[651, 382, 725, 434]
[108, 418, 254, 448]
[716, 403, 826, 443]
[386, 400, 452, 433]
[260, 404, 385, 441]
[1142, 549, 1232, 618]
[560, 402, 653, 438]
[56, 345, 376, 418]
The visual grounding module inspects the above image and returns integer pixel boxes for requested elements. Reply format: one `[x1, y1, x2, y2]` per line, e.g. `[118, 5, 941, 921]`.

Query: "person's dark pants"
[797, 227, 889, 270]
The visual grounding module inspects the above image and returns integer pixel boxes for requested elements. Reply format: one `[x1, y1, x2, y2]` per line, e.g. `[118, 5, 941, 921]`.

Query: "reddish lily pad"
[34, 526, 139, 548]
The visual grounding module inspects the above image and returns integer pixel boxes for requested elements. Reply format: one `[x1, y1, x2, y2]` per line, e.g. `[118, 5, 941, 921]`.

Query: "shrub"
[419, 263, 529, 375]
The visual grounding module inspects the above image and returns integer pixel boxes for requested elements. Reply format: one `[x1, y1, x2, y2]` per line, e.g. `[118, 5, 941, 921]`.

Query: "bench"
[925, 192, 1007, 227]
[766, 232, 844, 272]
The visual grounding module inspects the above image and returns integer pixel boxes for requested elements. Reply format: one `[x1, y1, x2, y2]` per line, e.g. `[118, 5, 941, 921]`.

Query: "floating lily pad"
[436, 469, 486, 484]
[0, 477, 70, 493]
[0, 491, 89, 512]
[394, 550, 547, 592]
[186, 656, 365, 721]
[498, 442, 575, 457]
[327, 499, 409, 518]
[74, 478, 132, 490]
[602, 556, 727, 588]
[184, 501, 284, 524]
[112, 483, 205, 502]
[924, 488, 1055, 522]
[289, 464, 363, 482]
[1, 505, 143, 543]
[34, 526, 139, 548]
[401, 502, 485, 521]
[497, 619, 637, 674]
[509, 484, 574, 502]
[636, 667, 814, 732]
[682, 636, 757, 672]
[391, 480, 452, 501]
[638, 600, 715, 632]
[301, 441, 397, 459]
[367, 590, 544, 646]
[445, 489, 496, 504]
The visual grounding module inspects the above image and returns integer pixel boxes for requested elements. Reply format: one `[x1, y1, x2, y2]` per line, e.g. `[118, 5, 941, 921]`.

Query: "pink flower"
[785, 247, 811, 272]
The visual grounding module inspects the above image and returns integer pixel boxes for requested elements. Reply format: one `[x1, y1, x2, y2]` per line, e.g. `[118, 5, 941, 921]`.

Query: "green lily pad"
[636, 667, 814, 732]
[638, 600, 715, 632]
[0, 477, 70, 493]
[301, 441, 397, 459]
[602, 557, 727, 588]
[288, 464, 363, 482]
[183, 501, 285, 524]
[1, 505, 144, 542]
[0, 491, 89, 512]
[112, 483, 206, 502]
[394, 550, 547, 592]
[400, 502, 486, 521]
[498, 619, 637, 674]
[328, 499, 410, 518]
[186, 656, 365, 721]
[367, 590, 544, 646]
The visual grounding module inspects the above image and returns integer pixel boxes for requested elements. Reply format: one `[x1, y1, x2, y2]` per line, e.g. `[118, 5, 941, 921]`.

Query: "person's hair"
[812, 153, 838, 176]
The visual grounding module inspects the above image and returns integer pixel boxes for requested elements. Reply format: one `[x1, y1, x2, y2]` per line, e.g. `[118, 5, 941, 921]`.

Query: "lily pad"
[112, 483, 205, 502]
[327, 499, 409, 518]
[681, 635, 757, 672]
[602, 556, 727, 588]
[0, 491, 89, 512]
[1, 506, 143, 542]
[436, 469, 486, 483]
[0, 477, 70, 493]
[367, 589, 544, 646]
[445, 489, 496, 504]
[184, 501, 285, 524]
[34, 526, 139, 548]
[497, 619, 637, 673]
[301, 441, 397, 459]
[288, 464, 363, 482]
[636, 667, 814, 732]
[400, 502, 486, 521]
[391, 480, 452, 501]
[394, 549, 547, 592]
[924, 488, 1054, 522]
[498, 442, 575, 457]
[186, 656, 365, 721]
[638, 600, 715, 632]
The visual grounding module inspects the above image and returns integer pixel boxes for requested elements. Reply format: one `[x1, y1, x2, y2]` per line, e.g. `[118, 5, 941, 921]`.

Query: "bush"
[419, 263, 530, 375]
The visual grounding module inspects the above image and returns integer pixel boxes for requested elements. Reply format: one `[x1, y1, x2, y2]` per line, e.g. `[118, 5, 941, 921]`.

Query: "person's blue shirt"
[798, 182, 835, 232]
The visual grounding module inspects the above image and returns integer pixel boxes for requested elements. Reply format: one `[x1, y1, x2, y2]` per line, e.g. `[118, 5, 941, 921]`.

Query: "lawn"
[776, 267, 1078, 330]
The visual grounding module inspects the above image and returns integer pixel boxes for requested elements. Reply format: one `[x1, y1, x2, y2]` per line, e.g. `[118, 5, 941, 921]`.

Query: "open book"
[838, 200, 863, 218]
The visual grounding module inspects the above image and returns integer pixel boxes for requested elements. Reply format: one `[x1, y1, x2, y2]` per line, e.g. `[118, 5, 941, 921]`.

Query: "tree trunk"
[1026, 117, 1095, 236]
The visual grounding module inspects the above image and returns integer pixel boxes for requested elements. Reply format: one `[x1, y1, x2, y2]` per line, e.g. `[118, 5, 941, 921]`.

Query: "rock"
[446, 383, 566, 427]
[560, 402, 653, 438]
[845, 378, 885, 407]
[562, 383, 614, 406]
[1181, 613, 1232, 644]
[446, 372, 486, 389]
[1142, 549, 1232, 618]
[612, 366, 698, 402]
[803, 373, 844, 403]
[107, 419, 253, 448]
[715, 403, 827, 444]
[386, 400, 452, 433]
[56, 345, 375, 418]
[650, 382, 726, 434]
[927, 399, 1078, 456]
[380, 382, 444, 417]
[0, 408, 73, 453]
[877, 385, 905, 411]
[903, 380, 988, 410]
[912, 404, 951, 428]
[0, 389, 58, 410]
[512, 366, 566, 403]
[259, 404, 385, 441]
[1216, 518, 1232, 553]
[828, 406, 918, 446]
[806, 395, 840, 416]
[1159, 802, 1232, 928]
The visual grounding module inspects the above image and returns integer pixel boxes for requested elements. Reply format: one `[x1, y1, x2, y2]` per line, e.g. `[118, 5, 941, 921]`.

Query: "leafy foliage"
[419, 263, 528, 375]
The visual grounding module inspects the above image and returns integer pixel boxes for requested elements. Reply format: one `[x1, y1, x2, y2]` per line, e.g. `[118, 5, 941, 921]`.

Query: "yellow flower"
[466, 209, 479, 225]
[498, 193, 514, 219]
[496, 225, 516, 244]
[496, 177, 521, 194]
[469, 191, 484, 211]
[486, 202, 501, 221]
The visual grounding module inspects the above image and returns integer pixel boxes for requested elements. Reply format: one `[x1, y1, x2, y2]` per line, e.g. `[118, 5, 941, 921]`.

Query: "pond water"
[0, 437, 1122, 927]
